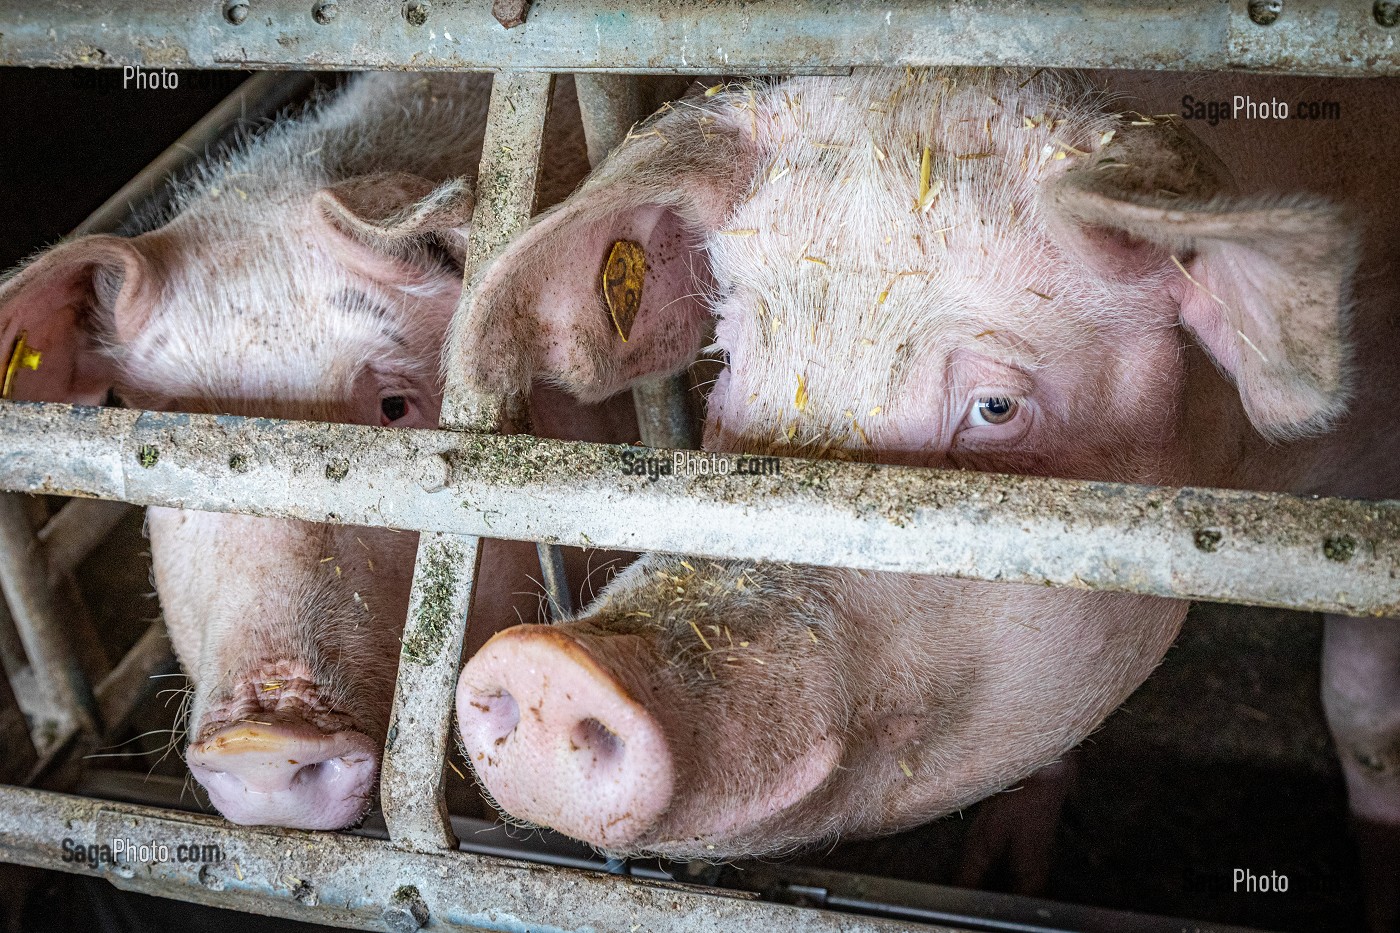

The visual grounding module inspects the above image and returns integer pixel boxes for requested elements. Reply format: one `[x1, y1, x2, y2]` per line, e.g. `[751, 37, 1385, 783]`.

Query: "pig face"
[452, 70, 1356, 857]
[0, 168, 474, 829]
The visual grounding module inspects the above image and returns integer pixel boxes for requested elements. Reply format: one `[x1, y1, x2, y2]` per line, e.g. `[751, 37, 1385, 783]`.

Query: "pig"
[0, 72, 634, 830]
[449, 67, 1400, 922]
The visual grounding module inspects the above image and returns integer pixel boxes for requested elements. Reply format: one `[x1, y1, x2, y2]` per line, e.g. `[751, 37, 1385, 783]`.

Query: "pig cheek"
[146, 506, 209, 678]
[700, 369, 736, 451]
[674, 734, 843, 847]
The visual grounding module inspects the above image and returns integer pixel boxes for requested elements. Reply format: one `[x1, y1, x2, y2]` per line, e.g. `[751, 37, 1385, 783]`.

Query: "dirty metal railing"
[2, 404, 1397, 618]
[2, 0, 1400, 76]
[1, 10, 1397, 932]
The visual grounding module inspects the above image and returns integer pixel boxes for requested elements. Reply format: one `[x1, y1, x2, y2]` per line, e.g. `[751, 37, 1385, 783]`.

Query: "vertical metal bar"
[0, 585, 28, 680]
[575, 75, 700, 450]
[381, 72, 555, 853]
[535, 541, 575, 619]
[0, 494, 99, 743]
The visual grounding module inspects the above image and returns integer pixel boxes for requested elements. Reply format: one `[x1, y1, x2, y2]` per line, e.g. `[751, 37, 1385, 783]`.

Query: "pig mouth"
[186, 680, 383, 831]
[186, 716, 380, 831]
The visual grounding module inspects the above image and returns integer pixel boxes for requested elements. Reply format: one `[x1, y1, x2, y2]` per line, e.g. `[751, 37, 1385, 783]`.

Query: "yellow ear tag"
[2, 331, 42, 400]
[601, 239, 647, 343]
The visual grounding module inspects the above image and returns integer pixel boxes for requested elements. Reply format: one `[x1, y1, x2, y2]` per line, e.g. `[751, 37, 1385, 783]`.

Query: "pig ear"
[1050, 129, 1358, 439]
[0, 235, 154, 404]
[450, 106, 758, 402]
[314, 172, 476, 272]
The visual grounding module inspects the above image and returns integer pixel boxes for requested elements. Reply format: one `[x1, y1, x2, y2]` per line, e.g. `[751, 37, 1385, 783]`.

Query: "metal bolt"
[1376, 0, 1400, 27]
[198, 864, 225, 890]
[383, 886, 430, 932]
[223, 0, 250, 25]
[1323, 534, 1357, 562]
[312, 1, 337, 24]
[492, 0, 532, 29]
[1247, 0, 1282, 25]
[403, 0, 429, 26]
[418, 453, 450, 493]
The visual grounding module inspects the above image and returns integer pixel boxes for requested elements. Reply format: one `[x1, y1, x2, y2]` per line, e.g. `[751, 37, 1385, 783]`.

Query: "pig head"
[0, 165, 478, 828]
[450, 69, 1357, 857]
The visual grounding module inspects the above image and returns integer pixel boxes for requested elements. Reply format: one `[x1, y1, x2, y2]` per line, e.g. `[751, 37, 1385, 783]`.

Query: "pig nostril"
[291, 761, 327, 789]
[472, 690, 521, 746]
[570, 717, 623, 765]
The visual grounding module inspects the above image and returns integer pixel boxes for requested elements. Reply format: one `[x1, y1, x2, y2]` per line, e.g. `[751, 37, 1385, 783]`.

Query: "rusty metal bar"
[2, 0, 1398, 77]
[0, 494, 98, 744]
[380, 72, 556, 854]
[0, 402, 1395, 617]
[575, 73, 701, 451]
[0, 786, 954, 933]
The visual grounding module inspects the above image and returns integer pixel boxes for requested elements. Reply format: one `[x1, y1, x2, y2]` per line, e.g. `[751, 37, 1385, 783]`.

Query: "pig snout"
[456, 626, 674, 850]
[186, 720, 378, 830]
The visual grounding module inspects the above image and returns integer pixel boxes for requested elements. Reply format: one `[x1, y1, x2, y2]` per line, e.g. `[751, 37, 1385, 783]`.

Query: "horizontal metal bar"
[76, 769, 1274, 933]
[0, 402, 1396, 616]
[2, 0, 1399, 76]
[0, 786, 955, 932]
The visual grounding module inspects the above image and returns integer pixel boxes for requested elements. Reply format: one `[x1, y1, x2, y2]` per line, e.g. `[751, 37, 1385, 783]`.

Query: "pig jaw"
[152, 509, 415, 829]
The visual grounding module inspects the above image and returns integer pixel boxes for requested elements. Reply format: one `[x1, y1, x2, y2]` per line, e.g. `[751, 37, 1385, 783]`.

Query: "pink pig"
[451, 68, 1400, 925]
[0, 73, 634, 830]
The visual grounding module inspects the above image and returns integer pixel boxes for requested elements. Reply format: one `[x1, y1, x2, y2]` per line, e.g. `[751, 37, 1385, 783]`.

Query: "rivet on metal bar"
[380, 71, 556, 853]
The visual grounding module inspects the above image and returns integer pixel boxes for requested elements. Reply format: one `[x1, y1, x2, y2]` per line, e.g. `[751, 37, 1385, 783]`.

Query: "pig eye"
[380, 395, 409, 425]
[970, 396, 1019, 426]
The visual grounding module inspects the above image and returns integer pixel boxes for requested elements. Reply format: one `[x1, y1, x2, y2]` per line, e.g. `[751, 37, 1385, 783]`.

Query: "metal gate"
[0, 2, 1397, 931]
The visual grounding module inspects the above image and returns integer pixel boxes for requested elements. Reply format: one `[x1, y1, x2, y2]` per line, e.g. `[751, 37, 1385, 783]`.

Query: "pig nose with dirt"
[0, 73, 633, 829]
[452, 65, 1399, 892]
